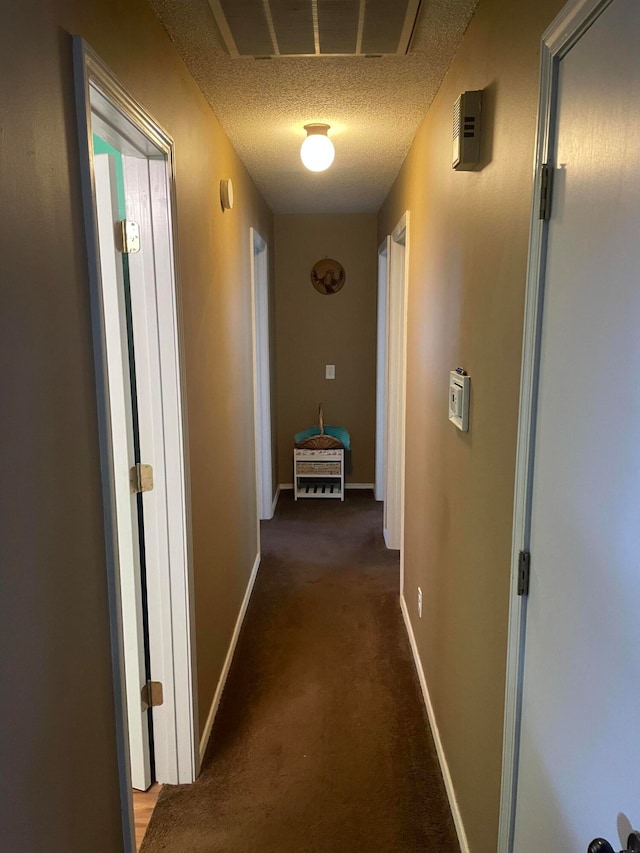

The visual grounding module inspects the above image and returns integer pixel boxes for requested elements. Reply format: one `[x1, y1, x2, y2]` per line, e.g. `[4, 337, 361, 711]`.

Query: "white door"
[513, 0, 640, 848]
[94, 154, 152, 791]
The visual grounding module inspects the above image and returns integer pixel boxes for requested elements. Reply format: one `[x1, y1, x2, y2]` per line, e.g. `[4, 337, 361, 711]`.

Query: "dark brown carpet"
[141, 491, 458, 852]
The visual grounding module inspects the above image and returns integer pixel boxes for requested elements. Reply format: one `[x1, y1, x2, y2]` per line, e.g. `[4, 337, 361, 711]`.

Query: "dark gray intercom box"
[452, 90, 482, 171]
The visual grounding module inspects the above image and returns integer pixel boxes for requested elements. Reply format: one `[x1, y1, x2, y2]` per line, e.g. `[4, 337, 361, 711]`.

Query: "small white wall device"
[449, 369, 470, 431]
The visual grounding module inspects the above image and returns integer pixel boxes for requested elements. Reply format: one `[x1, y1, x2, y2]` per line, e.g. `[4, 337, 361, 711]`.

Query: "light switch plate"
[325, 364, 335, 380]
[448, 371, 470, 431]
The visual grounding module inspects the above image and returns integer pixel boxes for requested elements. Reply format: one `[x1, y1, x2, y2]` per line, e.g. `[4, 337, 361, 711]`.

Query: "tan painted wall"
[274, 214, 377, 486]
[377, 0, 564, 849]
[0, 2, 272, 850]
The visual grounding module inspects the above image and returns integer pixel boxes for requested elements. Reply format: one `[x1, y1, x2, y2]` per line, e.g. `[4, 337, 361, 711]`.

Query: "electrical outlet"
[325, 364, 335, 380]
[417, 587, 423, 618]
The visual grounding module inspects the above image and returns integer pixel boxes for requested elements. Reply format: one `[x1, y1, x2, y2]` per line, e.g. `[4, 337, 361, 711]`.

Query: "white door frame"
[250, 228, 274, 521]
[93, 153, 153, 792]
[375, 237, 391, 502]
[497, 1, 613, 849]
[383, 213, 409, 589]
[73, 37, 197, 850]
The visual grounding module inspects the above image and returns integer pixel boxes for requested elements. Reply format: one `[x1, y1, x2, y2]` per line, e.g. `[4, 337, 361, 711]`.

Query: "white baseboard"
[199, 551, 261, 765]
[278, 483, 375, 491]
[271, 485, 281, 515]
[400, 594, 469, 853]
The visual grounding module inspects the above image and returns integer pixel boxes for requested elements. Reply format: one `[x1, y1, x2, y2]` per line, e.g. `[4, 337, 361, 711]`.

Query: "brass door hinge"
[130, 463, 154, 494]
[116, 219, 141, 254]
[141, 680, 163, 712]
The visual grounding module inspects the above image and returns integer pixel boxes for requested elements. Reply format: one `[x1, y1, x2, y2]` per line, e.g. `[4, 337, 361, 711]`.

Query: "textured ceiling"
[149, 0, 478, 214]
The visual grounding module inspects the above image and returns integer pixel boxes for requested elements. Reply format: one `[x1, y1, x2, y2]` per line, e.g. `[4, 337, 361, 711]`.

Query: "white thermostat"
[449, 370, 470, 431]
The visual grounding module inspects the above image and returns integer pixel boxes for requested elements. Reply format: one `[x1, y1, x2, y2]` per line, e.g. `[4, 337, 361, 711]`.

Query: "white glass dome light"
[300, 124, 335, 172]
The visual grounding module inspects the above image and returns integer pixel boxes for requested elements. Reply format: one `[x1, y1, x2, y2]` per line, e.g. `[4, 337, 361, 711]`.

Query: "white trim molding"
[199, 552, 262, 764]
[271, 485, 282, 515]
[497, 2, 614, 850]
[400, 596, 468, 853]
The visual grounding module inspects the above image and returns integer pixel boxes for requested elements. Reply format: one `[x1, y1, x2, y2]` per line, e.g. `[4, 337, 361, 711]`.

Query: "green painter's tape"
[93, 134, 126, 218]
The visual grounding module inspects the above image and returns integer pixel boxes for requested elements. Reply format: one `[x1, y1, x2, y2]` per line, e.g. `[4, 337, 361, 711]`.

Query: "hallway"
[140, 493, 457, 852]
[5, 1, 600, 850]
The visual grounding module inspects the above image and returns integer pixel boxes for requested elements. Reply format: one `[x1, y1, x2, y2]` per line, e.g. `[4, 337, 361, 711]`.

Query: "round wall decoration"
[220, 178, 234, 210]
[310, 258, 346, 296]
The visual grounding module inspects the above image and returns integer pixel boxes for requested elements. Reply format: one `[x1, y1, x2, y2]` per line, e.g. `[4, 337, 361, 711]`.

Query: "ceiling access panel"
[317, 0, 359, 55]
[209, 0, 423, 58]
[362, 0, 413, 55]
[270, 0, 316, 55]
[215, 0, 274, 56]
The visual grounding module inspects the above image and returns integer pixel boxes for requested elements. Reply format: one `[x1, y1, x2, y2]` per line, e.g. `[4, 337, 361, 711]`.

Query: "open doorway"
[250, 228, 274, 521]
[383, 213, 409, 583]
[74, 39, 197, 850]
[375, 237, 390, 503]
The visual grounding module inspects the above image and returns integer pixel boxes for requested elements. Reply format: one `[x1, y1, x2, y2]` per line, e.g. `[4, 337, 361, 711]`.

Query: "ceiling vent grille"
[208, 0, 423, 58]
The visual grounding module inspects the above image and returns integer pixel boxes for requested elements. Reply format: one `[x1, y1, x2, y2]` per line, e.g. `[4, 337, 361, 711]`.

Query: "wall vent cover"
[452, 90, 482, 171]
[208, 0, 423, 58]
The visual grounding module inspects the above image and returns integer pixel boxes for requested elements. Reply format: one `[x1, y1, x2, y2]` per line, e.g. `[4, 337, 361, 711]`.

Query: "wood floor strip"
[133, 783, 162, 851]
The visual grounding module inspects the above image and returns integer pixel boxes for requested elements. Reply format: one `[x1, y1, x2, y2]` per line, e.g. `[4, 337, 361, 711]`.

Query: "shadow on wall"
[479, 79, 497, 170]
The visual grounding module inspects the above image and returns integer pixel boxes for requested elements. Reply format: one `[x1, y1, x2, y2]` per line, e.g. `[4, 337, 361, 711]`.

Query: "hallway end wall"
[377, 0, 565, 849]
[274, 214, 377, 486]
[0, 2, 272, 850]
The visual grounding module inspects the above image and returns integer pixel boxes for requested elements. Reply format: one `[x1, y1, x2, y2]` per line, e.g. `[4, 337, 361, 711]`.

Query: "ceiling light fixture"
[300, 124, 335, 172]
